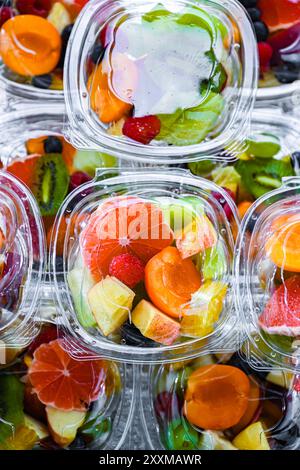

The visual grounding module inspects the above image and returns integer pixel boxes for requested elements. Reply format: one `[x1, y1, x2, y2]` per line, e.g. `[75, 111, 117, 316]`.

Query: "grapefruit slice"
[258, 0, 300, 33]
[28, 339, 106, 411]
[259, 276, 300, 336]
[265, 214, 300, 272]
[80, 196, 173, 282]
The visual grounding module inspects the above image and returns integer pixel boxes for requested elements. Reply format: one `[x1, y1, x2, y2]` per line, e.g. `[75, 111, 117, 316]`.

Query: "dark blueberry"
[61, 24, 74, 45]
[0, 0, 12, 6]
[227, 352, 268, 379]
[254, 21, 269, 42]
[44, 136, 63, 154]
[240, 0, 257, 7]
[275, 64, 300, 84]
[55, 256, 64, 273]
[120, 321, 156, 347]
[32, 74, 52, 89]
[292, 151, 300, 171]
[247, 7, 261, 22]
[247, 213, 258, 233]
[90, 43, 105, 64]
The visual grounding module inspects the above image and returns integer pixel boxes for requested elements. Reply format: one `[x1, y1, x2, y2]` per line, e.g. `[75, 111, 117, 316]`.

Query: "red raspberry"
[109, 253, 145, 288]
[0, 7, 14, 27]
[16, 0, 52, 18]
[122, 115, 161, 145]
[258, 41, 273, 73]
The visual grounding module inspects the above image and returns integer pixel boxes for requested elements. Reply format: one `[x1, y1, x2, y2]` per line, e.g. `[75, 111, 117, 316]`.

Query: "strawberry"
[0, 6, 14, 27]
[109, 253, 145, 288]
[16, 0, 52, 17]
[259, 276, 300, 336]
[258, 42, 273, 73]
[122, 115, 161, 145]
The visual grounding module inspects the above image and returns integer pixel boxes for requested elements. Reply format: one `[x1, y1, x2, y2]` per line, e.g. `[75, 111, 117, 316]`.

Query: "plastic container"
[64, 0, 258, 164]
[235, 176, 300, 373]
[0, 0, 89, 101]
[188, 109, 300, 211]
[141, 352, 300, 450]
[0, 171, 45, 349]
[0, 310, 135, 450]
[0, 102, 116, 264]
[50, 168, 239, 364]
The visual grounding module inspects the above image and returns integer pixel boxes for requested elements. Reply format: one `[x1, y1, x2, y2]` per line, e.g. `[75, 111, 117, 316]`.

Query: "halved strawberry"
[16, 0, 52, 17]
[122, 115, 161, 144]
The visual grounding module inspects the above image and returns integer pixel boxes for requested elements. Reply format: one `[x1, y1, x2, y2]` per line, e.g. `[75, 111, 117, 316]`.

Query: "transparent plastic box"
[0, 171, 45, 349]
[0, 306, 135, 450]
[141, 352, 300, 450]
[64, 0, 258, 164]
[50, 168, 239, 363]
[235, 176, 300, 373]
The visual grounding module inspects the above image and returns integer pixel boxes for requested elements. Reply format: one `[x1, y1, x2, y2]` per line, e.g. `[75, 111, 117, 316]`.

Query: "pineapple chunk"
[47, 2, 71, 34]
[46, 407, 86, 448]
[233, 422, 270, 450]
[88, 276, 135, 336]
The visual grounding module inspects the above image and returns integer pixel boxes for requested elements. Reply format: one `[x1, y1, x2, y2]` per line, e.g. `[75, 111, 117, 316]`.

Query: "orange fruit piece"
[145, 246, 201, 319]
[88, 62, 133, 124]
[28, 339, 107, 412]
[237, 201, 253, 220]
[265, 213, 300, 272]
[6, 154, 40, 189]
[0, 15, 61, 76]
[184, 364, 250, 430]
[258, 0, 300, 33]
[80, 196, 173, 282]
[26, 136, 76, 173]
[231, 377, 262, 435]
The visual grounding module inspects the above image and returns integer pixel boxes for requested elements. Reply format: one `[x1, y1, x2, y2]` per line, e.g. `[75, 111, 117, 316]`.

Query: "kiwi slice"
[0, 375, 24, 443]
[33, 154, 70, 216]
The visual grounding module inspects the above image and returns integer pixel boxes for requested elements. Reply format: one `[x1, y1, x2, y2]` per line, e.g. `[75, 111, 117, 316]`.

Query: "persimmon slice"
[0, 15, 61, 76]
[184, 364, 250, 430]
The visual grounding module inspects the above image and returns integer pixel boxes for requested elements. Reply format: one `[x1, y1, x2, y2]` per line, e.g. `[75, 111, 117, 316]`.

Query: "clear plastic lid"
[188, 109, 300, 207]
[64, 0, 258, 164]
[235, 176, 300, 373]
[142, 352, 300, 450]
[0, 171, 45, 347]
[0, 316, 135, 450]
[0, 102, 117, 267]
[50, 168, 238, 363]
[0, 1, 89, 101]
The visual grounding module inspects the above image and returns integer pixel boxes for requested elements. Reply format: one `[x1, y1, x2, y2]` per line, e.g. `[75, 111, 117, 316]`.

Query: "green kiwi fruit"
[33, 153, 70, 216]
[0, 374, 24, 443]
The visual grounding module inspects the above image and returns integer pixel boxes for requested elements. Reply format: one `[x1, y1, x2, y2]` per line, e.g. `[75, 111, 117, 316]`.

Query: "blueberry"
[247, 7, 261, 22]
[44, 136, 63, 154]
[32, 74, 52, 89]
[275, 64, 300, 84]
[90, 43, 105, 64]
[0, 0, 12, 5]
[61, 24, 74, 45]
[292, 151, 300, 170]
[254, 21, 269, 42]
[120, 321, 156, 347]
[240, 0, 257, 7]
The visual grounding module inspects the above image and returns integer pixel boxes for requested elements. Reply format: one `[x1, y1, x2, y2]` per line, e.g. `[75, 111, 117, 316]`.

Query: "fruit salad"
[0, 322, 127, 450]
[82, 2, 250, 146]
[236, 176, 300, 371]
[0, 0, 89, 92]
[0, 171, 44, 341]
[146, 353, 300, 450]
[239, 0, 300, 89]
[1, 131, 115, 258]
[188, 113, 299, 227]
[52, 172, 238, 361]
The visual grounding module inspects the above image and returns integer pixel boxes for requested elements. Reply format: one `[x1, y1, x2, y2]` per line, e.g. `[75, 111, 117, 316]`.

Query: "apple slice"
[24, 414, 49, 439]
[88, 276, 135, 336]
[46, 406, 86, 448]
[132, 300, 180, 345]
[68, 268, 97, 328]
[176, 215, 217, 259]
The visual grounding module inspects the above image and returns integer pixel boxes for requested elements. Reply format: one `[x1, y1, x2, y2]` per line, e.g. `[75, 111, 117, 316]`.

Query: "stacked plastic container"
[0, 0, 299, 452]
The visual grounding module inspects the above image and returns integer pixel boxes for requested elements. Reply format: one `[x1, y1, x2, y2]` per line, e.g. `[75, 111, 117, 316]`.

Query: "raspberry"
[212, 187, 236, 221]
[0, 6, 14, 27]
[16, 0, 52, 17]
[109, 253, 145, 288]
[258, 41, 273, 73]
[122, 115, 161, 145]
[69, 171, 92, 192]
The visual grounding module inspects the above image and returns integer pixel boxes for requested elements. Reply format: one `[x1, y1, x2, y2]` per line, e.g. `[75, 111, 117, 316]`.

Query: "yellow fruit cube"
[232, 422, 270, 450]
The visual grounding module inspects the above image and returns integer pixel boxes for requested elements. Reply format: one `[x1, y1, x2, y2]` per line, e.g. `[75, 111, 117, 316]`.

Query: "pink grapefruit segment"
[28, 339, 107, 411]
[258, 0, 300, 33]
[259, 276, 300, 336]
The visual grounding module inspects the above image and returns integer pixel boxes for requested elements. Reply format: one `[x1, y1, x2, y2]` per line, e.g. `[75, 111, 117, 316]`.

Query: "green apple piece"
[0, 375, 24, 443]
[46, 406, 86, 448]
[67, 268, 97, 329]
[47, 2, 71, 34]
[245, 133, 281, 159]
[198, 241, 227, 280]
[24, 415, 49, 440]
[156, 196, 204, 231]
[73, 150, 116, 176]
[87, 276, 135, 336]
